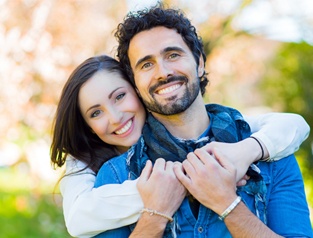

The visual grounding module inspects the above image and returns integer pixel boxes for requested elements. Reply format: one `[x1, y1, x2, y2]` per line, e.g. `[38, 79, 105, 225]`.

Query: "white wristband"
[218, 196, 241, 221]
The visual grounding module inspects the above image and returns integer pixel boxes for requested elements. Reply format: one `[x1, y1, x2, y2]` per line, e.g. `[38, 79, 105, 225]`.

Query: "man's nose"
[155, 61, 174, 80]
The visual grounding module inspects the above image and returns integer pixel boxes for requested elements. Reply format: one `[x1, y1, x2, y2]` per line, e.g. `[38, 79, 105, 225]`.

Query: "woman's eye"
[91, 110, 101, 118]
[116, 93, 126, 102]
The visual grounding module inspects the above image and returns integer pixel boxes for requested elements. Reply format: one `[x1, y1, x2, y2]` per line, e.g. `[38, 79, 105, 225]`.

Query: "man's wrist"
[139, 211, 169, 230]
[218, 196, 242, 220]
[130, 211, 169, 237]
[140, 208, 173, 222]
[213, 194, 239, 216]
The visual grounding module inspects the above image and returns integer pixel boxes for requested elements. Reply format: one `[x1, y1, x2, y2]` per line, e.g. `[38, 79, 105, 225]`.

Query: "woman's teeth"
[115, 120, 132, 135]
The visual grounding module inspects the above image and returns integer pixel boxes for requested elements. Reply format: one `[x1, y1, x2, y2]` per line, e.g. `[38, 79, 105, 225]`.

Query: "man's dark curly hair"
[115, 4, 208, 96]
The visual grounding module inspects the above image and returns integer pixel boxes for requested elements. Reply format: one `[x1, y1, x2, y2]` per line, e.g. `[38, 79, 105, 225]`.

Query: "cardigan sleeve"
[60, 157, 142, 237]
[244, 112, 310, 161]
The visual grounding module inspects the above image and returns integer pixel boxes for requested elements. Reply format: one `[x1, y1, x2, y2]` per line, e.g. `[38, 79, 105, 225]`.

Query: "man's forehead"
[128, 27, 188, 62]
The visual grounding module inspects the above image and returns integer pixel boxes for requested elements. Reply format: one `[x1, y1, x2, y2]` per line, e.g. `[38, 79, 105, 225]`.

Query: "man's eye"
[116, 93, 125, 102]
[142, 62, 152, 69]
[169, 53, 179, 59]
[91, 110, 101, 118]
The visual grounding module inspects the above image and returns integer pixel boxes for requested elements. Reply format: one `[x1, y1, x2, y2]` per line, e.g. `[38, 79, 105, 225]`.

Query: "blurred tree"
[260, 41, 313, 204]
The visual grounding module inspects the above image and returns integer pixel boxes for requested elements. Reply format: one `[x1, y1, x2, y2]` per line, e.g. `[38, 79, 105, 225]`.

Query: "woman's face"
[78, 70, 146, 153]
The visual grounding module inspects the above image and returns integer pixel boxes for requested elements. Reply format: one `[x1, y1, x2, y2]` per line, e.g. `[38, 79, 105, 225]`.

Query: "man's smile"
[156, 83, 183, 95]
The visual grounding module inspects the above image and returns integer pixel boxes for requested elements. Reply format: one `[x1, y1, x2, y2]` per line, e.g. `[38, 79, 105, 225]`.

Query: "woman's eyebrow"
[86, 104, 100, 114]
[85, 87, 124, 114]
[108, 87, 123, 99]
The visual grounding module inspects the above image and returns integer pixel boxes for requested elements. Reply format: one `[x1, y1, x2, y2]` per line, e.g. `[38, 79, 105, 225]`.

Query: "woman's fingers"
[138, 160, 153, 183]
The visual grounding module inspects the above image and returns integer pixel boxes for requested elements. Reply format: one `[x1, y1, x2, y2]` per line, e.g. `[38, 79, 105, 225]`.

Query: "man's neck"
[151, 96, 210, 140]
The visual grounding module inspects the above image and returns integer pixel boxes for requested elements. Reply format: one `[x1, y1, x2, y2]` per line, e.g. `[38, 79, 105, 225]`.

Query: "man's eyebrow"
[134, 47, 186, 69]
[135, 55, 153, 69]
[162, 46, 185, 54]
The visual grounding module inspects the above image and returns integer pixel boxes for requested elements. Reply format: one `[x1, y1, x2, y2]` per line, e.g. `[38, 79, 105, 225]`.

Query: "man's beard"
[143, 75, 200, 115]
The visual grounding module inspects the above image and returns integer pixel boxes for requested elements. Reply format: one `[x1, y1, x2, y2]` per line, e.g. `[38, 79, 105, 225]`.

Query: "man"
[95, 5, 312, 238]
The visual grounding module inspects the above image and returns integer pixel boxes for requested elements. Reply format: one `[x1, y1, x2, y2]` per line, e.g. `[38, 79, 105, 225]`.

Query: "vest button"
[198, 227, 203, 233]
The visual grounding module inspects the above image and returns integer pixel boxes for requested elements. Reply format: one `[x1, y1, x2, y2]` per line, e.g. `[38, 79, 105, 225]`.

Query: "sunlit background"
[1, 0, 312, 237]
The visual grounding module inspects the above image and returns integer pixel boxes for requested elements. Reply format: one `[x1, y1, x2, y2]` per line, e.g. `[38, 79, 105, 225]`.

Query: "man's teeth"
[158, 84, 180, 95]
[115, 120, 132, 135]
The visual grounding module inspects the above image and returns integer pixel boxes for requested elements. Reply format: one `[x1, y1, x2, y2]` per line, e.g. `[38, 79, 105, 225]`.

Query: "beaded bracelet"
[218, 196, 242, 221]
[140, 208, 173, 222]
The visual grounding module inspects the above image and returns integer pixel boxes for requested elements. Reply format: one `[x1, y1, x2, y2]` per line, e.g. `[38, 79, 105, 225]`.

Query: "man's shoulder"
[257, 154, 299, 179]
[101, 152, 128, 170]
[94, 152, 129, 186]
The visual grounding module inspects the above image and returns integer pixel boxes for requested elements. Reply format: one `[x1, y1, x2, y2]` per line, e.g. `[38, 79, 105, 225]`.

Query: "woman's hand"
[137, 159, 187, 217]
[200, 139, 264, 182]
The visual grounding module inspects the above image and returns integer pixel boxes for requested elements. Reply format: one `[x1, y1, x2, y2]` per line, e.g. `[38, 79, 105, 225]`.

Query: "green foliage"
[261, 42, 313, 114]
[0, 168, 69, 238]
[260, 41, 313, 207]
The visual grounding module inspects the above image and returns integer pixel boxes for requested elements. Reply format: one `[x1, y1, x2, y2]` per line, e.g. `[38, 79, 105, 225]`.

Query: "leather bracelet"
[250, 136, 264, 160]
[140, 208, 173, 222]
[218, 196, 242, 221]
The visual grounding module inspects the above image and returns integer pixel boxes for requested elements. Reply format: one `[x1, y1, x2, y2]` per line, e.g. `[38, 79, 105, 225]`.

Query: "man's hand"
[173, 148, 237, 215]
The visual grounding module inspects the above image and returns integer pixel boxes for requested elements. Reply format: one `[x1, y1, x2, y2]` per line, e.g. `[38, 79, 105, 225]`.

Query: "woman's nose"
[108, 108, 123, 124]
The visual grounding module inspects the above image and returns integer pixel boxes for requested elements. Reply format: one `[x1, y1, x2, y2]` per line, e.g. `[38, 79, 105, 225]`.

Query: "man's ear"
[135, 87, 142, 98]
[197, 54, 205, 77]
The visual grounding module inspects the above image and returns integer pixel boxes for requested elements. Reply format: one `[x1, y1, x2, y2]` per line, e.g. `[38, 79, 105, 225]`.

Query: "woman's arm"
[60, 157, 142, 237]
[203, 112, 310, 182]
[244, 112, 310, 161]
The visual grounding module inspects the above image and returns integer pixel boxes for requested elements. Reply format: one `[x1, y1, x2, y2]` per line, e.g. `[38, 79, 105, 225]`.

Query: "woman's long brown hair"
[50, 55, 130, 173]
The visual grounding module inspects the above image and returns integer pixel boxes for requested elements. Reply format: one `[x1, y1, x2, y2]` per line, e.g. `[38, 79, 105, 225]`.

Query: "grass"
[0, 166, 70, 238]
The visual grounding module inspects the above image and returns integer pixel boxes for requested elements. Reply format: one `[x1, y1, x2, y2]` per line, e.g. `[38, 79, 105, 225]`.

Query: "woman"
[51, 55, 145, 174]
[50, 55, 310, 237]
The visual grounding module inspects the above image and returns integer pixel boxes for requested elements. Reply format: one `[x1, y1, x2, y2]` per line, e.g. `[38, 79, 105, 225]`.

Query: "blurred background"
[0, 0, 312, 237]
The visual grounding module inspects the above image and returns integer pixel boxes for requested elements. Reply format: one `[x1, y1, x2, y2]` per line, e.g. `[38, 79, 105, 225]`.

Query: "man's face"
[128, 26, 204, 115]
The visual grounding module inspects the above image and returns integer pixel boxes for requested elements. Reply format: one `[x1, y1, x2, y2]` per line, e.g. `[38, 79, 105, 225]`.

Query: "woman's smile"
[113, 118, 133, 136]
